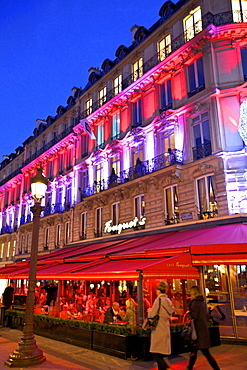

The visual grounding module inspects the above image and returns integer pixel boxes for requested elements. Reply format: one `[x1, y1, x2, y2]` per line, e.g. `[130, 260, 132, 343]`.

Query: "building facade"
[1, 0, 247, 316]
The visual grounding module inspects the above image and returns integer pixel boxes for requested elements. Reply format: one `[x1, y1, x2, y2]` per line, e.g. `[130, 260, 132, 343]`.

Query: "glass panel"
[197, 57, 205, 86]
[193, 124, 202, 146]
[197, 177, 207, 211]
[188, 63, 196, 91]
[204, 265, 233, 337]
[241, 49, 247, 78]
[231, 264, 247, 338]
[165, 187, 173, 218]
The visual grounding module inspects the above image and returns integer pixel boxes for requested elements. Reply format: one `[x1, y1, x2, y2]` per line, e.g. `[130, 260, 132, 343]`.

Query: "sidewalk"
[0, 327, 246, 370]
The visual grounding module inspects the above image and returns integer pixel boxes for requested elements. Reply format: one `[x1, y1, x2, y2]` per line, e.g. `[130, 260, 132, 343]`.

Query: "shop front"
[191, 241, 247, 340]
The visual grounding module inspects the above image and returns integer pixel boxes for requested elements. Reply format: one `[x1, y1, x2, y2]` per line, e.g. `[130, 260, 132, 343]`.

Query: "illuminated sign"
[104, 216, 146, 234]
[239, 100, 247, 145]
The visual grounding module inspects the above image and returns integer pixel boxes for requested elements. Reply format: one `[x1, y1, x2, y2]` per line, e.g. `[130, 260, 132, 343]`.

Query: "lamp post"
[5, 167, 48, 367]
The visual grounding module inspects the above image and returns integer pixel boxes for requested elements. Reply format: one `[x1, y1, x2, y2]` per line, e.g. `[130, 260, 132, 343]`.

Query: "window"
[80, 212, 87, 240]
[56, 224, 61, 247]
[20, 235, 25, 253]
[97, 122, 104, 147]
[241, 48, 247, 81]
[232, 0, 247, 22]
[112, 202, 120, 225]
[95, 207, 102, 237]
[53, 131, 58, 144]
[158, 34, 171, 61]
[55, 187, 63, 212]
[133, 58, 143, 81]
[192, 112, 211, 160]
[134, 195, 145, 219]
[44, 227, 49, 250]
[113, 75, 122, 96]
[183, 6, 202, 42]
[112, 112, 120, 140]
[160, 79, 172, 110]
[160, 130, 175, 156]
[25, 233, 29, 253]
[12, 240, 16, 257]
[81, 135, 88, 157]
[133, 143, 144, 166]
[0, 243, 3, 260]
[187, 57, 205, 97]
[133, 99, 142, 127]
[111, 154, 121, 175]
[7, 242, 10, 258]
[95, 162, 104, 192]
[86, 98, 92, 116]
[164, 186, 179, 224]
[196, 175, 218, 218]
[79, 170, 89, 198]
[48, 160, 53, 178]
[65, 221, 70, 244]
[65, 183, 72, 210]
[99, 86, 107, 107]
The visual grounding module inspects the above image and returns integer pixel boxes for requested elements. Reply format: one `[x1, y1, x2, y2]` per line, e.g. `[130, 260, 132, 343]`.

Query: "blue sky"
[0, 0, 178, 159]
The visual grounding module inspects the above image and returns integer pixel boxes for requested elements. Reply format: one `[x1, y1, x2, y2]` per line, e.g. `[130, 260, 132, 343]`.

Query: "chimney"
[130, 24, 139, 43]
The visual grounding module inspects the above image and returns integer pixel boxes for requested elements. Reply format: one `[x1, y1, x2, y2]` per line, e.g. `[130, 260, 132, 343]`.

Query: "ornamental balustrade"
[192, 141, 212, 160]
[82, 149, 183, 198]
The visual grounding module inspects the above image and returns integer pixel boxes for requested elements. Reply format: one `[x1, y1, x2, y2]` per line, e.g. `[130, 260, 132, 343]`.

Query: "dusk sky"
[0, 0, 178, 160]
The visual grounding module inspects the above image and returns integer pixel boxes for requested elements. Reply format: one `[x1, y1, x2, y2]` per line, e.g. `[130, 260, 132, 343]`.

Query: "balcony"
[82, 149, 183, 198]
[198, 209, 218, 220]
[192, 142, 212, 160]
[0, 225, 13, 235]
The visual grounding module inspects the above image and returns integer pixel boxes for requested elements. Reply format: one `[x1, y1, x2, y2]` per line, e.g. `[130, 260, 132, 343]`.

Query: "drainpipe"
[226, 265, 238, 339]
[137, 270, 144, 327]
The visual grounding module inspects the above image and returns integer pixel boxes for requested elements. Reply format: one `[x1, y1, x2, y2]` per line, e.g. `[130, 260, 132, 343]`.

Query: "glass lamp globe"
[30, 167, 48, 202]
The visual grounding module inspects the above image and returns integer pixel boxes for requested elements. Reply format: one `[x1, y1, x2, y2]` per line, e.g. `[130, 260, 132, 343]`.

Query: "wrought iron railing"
[198, 209, 218, 220]
[192, 141, 212, 160]
[82, 149, 183, 198]
[0, 167, 22, 187]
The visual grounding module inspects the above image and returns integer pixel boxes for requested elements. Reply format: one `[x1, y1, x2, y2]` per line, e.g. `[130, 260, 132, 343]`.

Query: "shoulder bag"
[148, 297, 161, 327]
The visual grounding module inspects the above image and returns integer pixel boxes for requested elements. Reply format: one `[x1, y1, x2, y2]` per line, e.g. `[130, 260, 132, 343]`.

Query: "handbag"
[180, 312, 197, 341]
[148, 298, 161, 327]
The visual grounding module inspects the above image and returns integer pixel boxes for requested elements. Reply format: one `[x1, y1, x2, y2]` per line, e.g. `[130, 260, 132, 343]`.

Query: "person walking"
[148, 281, 174, 370]
[186, 285, 220, 370]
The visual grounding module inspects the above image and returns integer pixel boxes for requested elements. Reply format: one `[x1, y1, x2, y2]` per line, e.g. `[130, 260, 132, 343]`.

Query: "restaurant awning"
[1, 223, 246, 280]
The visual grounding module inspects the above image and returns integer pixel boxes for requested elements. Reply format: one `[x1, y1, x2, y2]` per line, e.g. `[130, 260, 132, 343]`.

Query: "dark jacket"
[104, 307, 123, 323]
[3, 286, 14, 309]
[189, 295, 211, 349]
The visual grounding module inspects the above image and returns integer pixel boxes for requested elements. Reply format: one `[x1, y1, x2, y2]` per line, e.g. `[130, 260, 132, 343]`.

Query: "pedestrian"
[148, 281, 174, 370]
[186, 285, 220, 370]
[2, 282, 14, 309]
[123, 298, 137, 334]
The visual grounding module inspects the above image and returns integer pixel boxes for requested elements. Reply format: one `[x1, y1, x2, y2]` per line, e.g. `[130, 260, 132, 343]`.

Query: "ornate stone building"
[0, 0, 247, 267]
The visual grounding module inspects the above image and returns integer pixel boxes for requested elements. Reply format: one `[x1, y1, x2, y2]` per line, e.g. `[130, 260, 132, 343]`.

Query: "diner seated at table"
[172, 292, 184, 322]
[122, 298, 137, 333]
[104, 301, 125, 323]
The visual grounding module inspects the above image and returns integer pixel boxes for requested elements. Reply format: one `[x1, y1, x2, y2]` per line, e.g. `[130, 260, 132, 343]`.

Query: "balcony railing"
[0, 225, 13, 235]
[0, 167, 22, 187]
[24, 126, 74, 166]
[198, 209, 218, 220]
[192, 141, 212, 161]
[82, 149, 183, 198]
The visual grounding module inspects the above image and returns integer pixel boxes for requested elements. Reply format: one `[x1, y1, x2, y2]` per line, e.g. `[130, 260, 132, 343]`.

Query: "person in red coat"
[186, 286, 220, 370]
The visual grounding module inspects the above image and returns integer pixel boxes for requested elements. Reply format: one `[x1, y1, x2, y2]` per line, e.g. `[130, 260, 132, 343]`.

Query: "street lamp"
[5, 167, 48, 367]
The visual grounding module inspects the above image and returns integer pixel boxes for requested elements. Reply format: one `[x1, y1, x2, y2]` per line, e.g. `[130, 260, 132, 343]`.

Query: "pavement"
[0, 327, 246, 370]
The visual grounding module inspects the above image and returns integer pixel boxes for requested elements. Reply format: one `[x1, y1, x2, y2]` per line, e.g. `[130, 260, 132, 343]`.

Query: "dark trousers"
[152, 353, 170, 370]
[187, 348, 220, 370]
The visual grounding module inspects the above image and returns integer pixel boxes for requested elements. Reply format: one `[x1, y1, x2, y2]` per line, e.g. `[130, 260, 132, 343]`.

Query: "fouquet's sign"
[104, 216, 146, 234]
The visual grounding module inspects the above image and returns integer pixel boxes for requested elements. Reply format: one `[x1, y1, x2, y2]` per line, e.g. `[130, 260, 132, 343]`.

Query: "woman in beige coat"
[148, 282, 174, 370]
